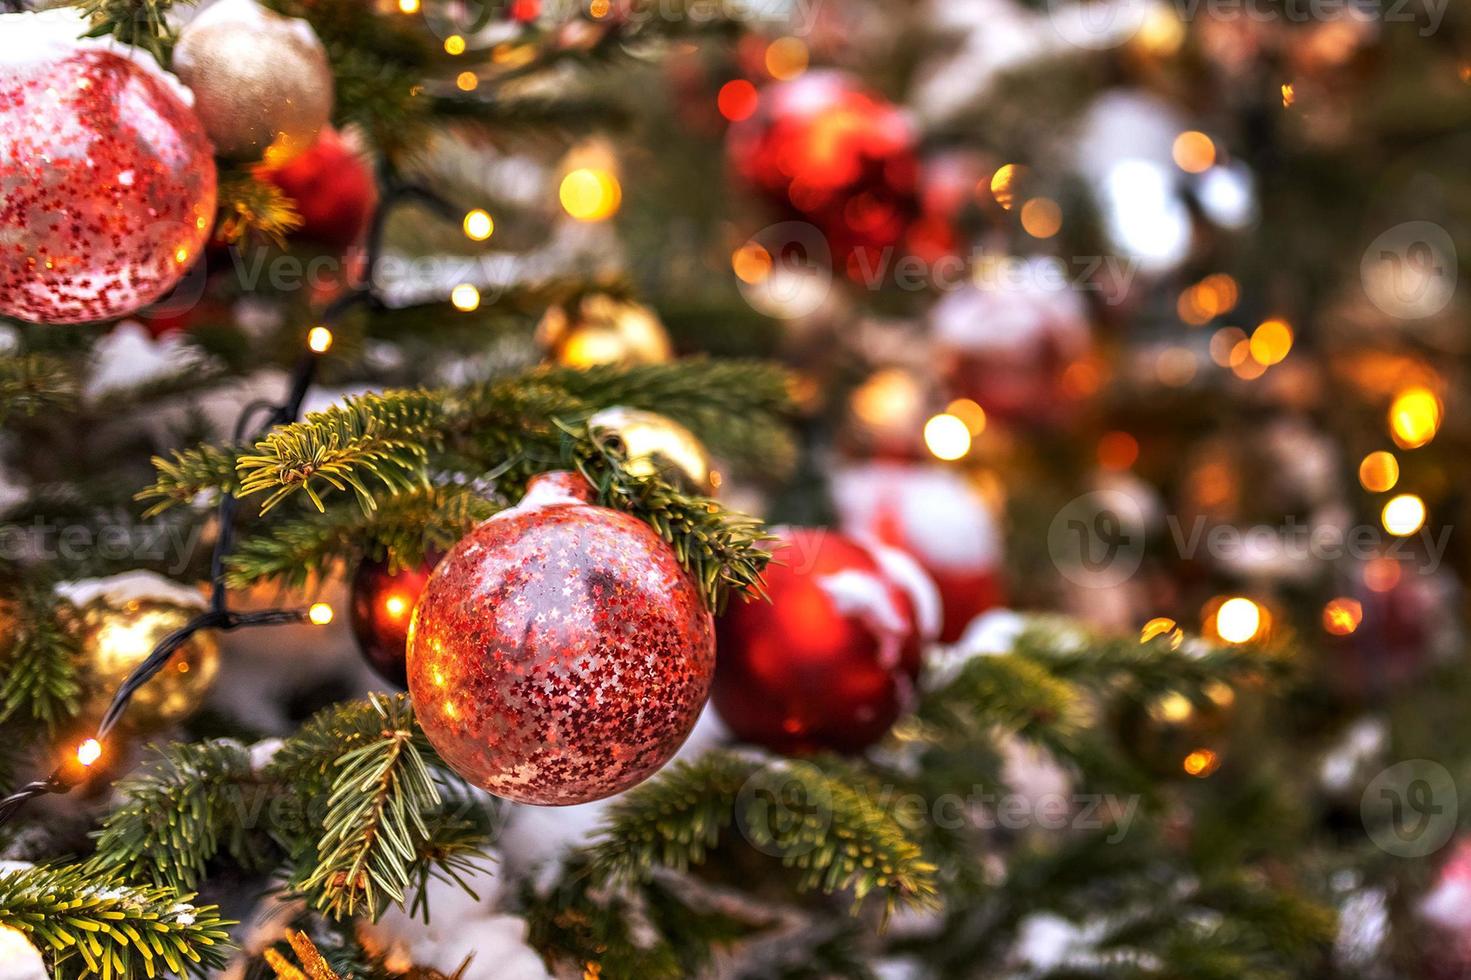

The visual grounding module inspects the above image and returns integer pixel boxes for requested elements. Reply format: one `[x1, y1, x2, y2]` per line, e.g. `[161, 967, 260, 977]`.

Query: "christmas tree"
[1, 0, 1468, 976]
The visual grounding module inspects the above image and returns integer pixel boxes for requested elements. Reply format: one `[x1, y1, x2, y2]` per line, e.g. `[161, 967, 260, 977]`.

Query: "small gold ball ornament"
[589, 406, 716, 495]
[173, 0, 334, 164]
[73, 595, 220, 731]
[536, 294, 673, 368]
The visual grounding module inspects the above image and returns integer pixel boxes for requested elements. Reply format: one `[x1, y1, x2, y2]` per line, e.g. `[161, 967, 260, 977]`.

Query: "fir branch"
[916, 653, 1088, 759]
[0, 589, 81, 732]
[266, 695, 486, 921]
[224, 486, 496, 589]
[587, 751, 938, 918]
[69, 0, 180, 63]
[0, 863, 233, 978]
[0, 354, 76, 424]
[430, 94, 635, 135]
[87, 739, 266, 892]
[216, 170, 304, 246]
[235, 392, 446, 514]
[137, 442, 244, 516]
[576, 442, 772, 612]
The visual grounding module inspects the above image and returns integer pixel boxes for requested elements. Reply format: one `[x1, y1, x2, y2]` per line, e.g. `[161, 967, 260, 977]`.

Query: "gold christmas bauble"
[536, 295, 673, 368]
[589, 406, 716, 495]
[75, 598, 220, 730]
[173, 0, 334, 164]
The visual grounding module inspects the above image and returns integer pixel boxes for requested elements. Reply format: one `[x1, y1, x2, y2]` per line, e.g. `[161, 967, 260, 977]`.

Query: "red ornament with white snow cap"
[831, 462, 1005, 644]
[712, 527, 939, 754]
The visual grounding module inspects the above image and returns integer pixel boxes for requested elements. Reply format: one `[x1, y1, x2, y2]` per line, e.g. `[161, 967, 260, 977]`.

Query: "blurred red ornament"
[407, 471, 714, 805]
[259, 126, 377, 250]
[832, 462, 1004, 644]
[930, 267, 1092, 426]
[350, 551, 442, 688]
[713, 527, 938, 754]
[0, 24, 217, 324]
[726, 71, 919, 278]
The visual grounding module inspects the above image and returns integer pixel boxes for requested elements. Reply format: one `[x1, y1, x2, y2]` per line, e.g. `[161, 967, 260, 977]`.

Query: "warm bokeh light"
[1183, 748, 1220, 777]
[308, 602, 335, 626]
[717, 79, 759, 121]
[1215, 597, 1263, 644]
[1156, 346, 1198, 387]
[307, 326, 333, 353]
[1364, 557, 1402, 592]
[444, 34, 466, 55]
[1358, 451, 1399, 493]
[1281, 82, 1295, 107]
[945, 398, 987, 435]
[851, 369, 923, 429]
[764, 37, 809, 80]
[1172, 130, 1216, 173]
[76, 738, 102, 766]
[924, 413, 972, 461]
[463, 209, 494, 241]
[1178, 273, 1240, 326]
[731, 242, 772, 284]
[1389, 386, 1441, 448]
[1230, 343, 1267, 379]
[1098, 430, 1139, 471]
[1152, 691, 1194, 723]
[1323, 597, 1363, 636]
[1020, 197, 1062, 238]
[451, 283, 481, 312]
[989, 164, 1024, 210]
[589, 0, 611, 16]
[1382, 493, 1426, 536]
[397, 0, 419, 12]
[1209, 327, 1247, 366]
[1141, 616, 1184, 648]
[559, 167, 622, 221]
[383, 592, 411, 622]
[456, 71, 479, 91]
[1249, 318, 1293, 365]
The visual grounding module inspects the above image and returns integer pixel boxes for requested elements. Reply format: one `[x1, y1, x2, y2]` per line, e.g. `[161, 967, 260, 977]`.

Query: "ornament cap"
[521, 470, 596, 507]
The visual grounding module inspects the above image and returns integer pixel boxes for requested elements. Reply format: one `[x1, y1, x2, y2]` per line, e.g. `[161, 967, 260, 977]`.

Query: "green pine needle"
[0, 589, 82, 732]
[0, 863, 233, 979]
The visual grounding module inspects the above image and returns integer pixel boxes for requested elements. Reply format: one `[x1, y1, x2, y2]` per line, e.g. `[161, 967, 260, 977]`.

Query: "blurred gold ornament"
[74, 598, 219, 730]
[589, 406, 715, 495]
[537, 295, 672, 368]
[173, 0, 333, 164]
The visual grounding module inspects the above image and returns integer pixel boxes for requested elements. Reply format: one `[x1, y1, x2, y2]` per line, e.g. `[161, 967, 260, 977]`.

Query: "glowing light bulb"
[307, 326, 334, 353]
[1215, 597, 1262, 644]
[717, 80, 759, 122]
[384, 593, 410, 622]
[463, 209, 494, 241]
[731, 242, 772, 284]
[1358, 451, 1398, 492]
[308, 602, 334, 626]
[1389, 386, 1441, 448]
[1382, 494, 1426, 536]
[76, 738, 103, 766]
[924, 413, 972, 461]
[456, 71, 479, 92]
[1172, 130, 1216, 173]
[397, 0, 419, 12]
[1248, 318, 1292, 365]
[1322, 598, 1363, 636]
[1020, 197, 1062, 239]
[1183, 748, 1220, 777]
[444, 34, 466, 55]
[451, 283, 481, 312]
[559, 168, 621, 222]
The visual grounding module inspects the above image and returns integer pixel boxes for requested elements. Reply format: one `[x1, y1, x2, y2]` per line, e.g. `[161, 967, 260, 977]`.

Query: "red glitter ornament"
[0, 14, 217, 325]
[350, 551, 442, 688]
[407, 471, 715, 805]
[726, 71, 919, 279]
[712, 527, 938, 755]
[258, 126, 377, 251]
[832, 462, 1004, 644]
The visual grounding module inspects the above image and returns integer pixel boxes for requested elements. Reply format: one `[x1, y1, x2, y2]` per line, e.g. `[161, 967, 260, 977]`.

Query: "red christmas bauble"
[831, 462, 1004, 644]
[712, 527, 938, 755]
[929, 265, 1092, 426]
[407, 471, 715, 805]
[259, 126, 377, 250]
[0, 13, 217, 324]
[726, 71, 919, 279]
[350, 551, 442, 688]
